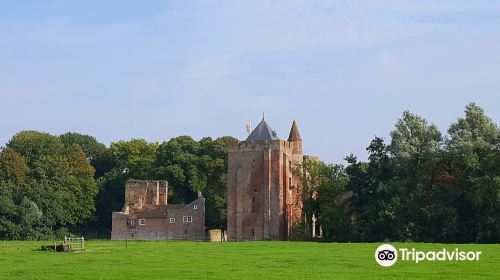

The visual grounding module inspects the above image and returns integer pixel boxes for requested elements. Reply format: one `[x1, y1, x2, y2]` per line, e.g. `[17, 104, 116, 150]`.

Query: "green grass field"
[0, 241, 498, 279]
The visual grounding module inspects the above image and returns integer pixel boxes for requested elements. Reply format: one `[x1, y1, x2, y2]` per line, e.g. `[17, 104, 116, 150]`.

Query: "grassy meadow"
[0, 241, 498, 279]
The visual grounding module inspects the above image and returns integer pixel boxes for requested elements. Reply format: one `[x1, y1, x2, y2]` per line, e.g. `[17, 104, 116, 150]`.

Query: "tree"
[345, 138, 399, 242]
[7, 131, 64, 166]
[316, 164, 354, 241]
[0, 148, 29, 184]
[59, 132, 112, 177]
[0, 148, 28, 239]
[66, 145, 99, 225]
[156, 136, 202, 203]
[197, 136, 238, 229]
[388, 112, 443, 241]
[0, 131, 98, 239]
[445, 103, 500, 243]
[109, 139, 157, 179]
[295, 158, 338, 239]
[16, 196, 44, 239]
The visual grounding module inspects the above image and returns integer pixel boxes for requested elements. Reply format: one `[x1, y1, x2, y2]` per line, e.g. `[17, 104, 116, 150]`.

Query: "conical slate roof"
[288, 120, 301, 141]
[246, 119, 279, 141]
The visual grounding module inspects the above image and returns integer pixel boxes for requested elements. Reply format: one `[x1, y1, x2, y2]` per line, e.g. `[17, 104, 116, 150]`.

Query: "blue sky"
[1, 0, 499, 163]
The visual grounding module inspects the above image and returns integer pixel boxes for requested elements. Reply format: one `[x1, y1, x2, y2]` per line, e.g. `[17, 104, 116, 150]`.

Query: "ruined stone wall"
[123, 180, 168, 213]
[111, 198, 205, 240]
[207, 229, 227, 242]
[111, 212, 129, 240]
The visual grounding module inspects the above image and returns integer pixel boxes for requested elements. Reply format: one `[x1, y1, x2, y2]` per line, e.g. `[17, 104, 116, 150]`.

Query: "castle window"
[289, 178, 292, 188]
[289, 161, 292, 172]
[251, 197, 257, 213]
[183, 216, 192, 223]
[170, 218, 175, 223]
[194, 205, 198, 210]
[139, 219, 146, 226]
[128, 219, 135, 226]
[251, 228, 255, 236]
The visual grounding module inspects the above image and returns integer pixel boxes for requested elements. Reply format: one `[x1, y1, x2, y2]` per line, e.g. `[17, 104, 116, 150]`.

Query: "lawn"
[0, 241, 498, 279]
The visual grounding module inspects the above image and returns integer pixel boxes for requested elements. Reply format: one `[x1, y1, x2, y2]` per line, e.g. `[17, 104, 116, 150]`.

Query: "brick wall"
[111, 179, 206, 240]
[227, 139, 303, 241]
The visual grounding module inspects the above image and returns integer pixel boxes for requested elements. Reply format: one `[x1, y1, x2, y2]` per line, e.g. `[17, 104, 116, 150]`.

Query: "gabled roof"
[246, 119, 279, 141]
[288, 120, 302, 141]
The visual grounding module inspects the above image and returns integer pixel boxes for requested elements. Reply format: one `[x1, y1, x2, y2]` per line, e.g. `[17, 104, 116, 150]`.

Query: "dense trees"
[445, 104, 500, 242]
[0, 132, 98, 239]
[303, 103, 499, 243]
[0, 103, 497, 242]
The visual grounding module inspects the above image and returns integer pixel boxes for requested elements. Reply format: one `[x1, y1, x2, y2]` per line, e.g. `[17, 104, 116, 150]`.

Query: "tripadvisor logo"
[375, 244, 482, 267]
[375, 244, 398, 267]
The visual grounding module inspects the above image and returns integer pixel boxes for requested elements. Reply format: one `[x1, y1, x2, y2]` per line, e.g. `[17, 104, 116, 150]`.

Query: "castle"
[111, 180, 205, 240]
[226, 118, 304, 241]
[111, 118, 308, 242]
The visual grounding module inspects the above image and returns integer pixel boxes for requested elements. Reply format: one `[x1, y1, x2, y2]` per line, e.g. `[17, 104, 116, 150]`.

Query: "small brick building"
[227, 118, 305, 241]
[111, 180, 205, 240]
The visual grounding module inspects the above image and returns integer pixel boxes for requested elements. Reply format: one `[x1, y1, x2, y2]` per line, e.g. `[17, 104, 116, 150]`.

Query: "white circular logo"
[375, 244, 398, 267]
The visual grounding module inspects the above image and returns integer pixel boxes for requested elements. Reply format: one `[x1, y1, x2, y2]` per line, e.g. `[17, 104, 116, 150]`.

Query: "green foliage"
[7, 131, 64, 166]
[294, 158, 341, 239]
[315, 164, 354, 241]
[389, 111, 442, 158]
[93, 169, 127, 230]
[444, 103, 500, 243]
[156, 136, 202, 202]
[155, 136, 238, 228]
[0, 148, 29, 184]
[110, 139, 158, 179]
[199, 136, 238, 228]
[59, 132, 112, 177]
[344, 138, 400, 242]
[330, 103, 499, 243]
[0, 132, 97, 240]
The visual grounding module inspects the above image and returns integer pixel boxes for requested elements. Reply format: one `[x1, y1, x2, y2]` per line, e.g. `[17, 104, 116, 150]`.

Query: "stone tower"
[227, 118, 304, 241]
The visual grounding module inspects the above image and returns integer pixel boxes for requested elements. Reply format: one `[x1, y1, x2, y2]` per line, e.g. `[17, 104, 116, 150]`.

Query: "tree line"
[0, 103, 498, 243]
[301, 103, 499, 243]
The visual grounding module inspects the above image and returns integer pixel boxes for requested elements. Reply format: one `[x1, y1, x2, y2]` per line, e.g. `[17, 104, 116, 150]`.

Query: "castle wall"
[111, 212, 129, 240]
[207, 229, 227, 242]
[112, 179, 205, 241]
[227, 139, 303, 241]
[123, 180, 168, 212]
[112, 198, 205, 240]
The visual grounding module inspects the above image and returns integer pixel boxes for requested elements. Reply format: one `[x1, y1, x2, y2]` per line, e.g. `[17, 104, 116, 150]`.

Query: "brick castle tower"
[227, 117, 304, 241]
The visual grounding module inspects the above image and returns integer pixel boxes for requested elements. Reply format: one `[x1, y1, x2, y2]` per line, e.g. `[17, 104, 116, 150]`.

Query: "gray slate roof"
[246, 119, 279, 141]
